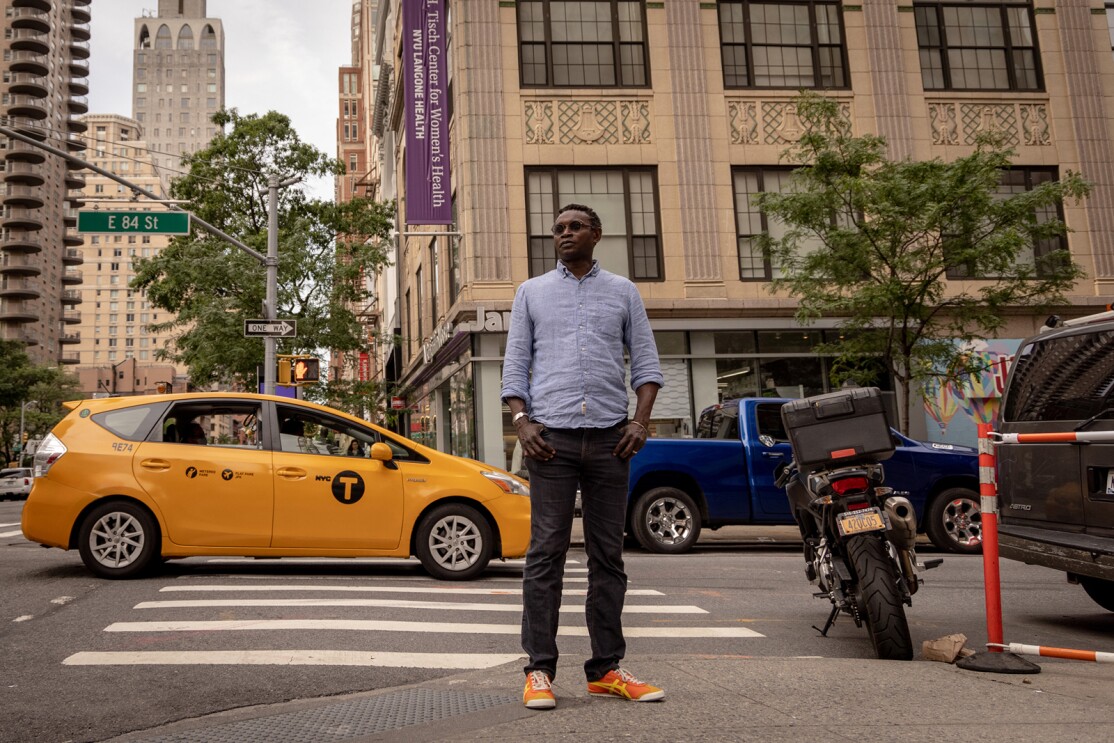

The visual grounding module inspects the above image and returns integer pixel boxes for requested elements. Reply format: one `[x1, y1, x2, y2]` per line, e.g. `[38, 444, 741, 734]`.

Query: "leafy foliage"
[131, 109, 395, 403]
[0, 340, 80, 465]
[757, 94, 1090, 432]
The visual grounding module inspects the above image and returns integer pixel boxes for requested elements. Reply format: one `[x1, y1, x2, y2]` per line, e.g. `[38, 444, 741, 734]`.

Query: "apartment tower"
[0, 0, 90, 365]
[132, 0, 225, 194]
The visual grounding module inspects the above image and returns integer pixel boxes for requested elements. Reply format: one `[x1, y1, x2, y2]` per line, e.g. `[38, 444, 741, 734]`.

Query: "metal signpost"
[77, 210, 190, 235]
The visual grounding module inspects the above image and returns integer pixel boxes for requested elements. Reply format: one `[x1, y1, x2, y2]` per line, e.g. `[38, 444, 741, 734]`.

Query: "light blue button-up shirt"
[500, 260, 664, 429]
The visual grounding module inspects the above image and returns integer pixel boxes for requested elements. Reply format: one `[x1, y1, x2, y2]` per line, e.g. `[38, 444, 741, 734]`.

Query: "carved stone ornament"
[523, 99, 651, 145]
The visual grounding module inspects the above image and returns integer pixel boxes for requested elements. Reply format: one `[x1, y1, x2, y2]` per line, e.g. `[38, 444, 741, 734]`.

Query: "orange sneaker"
[587, 668, 665, 702]
[523, 670, 556, 710]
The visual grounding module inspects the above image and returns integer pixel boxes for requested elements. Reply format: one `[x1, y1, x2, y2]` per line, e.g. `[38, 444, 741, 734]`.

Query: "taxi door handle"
[139, 459, 172, 471]
[277, 467, 307, 480]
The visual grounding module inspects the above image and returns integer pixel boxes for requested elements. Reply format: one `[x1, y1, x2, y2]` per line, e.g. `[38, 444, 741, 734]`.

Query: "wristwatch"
[512, 411, 531, 426]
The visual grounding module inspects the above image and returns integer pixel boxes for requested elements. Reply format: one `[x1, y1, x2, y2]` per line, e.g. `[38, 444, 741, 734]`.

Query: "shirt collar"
[557, 259, 601, 279]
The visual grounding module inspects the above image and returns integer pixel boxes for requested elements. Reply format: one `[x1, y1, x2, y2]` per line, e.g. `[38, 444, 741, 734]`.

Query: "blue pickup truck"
[627, 398, 981, 554]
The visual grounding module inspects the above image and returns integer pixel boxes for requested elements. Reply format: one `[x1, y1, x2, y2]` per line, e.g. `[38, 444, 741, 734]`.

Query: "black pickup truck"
[996, 311, 1114, 612]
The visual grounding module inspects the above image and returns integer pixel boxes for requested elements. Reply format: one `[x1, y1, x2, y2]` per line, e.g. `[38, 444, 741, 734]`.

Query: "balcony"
[68, 94, 89, 115]
[11, 29, 49, 55]
[61, 269, 83, 285]
[9, 71, 48, 98]
[71, 0, 91, 7]
[71, 21, 91, 42]
[61, 289, 82, 305]
[64, 172, 86, 190]
[7, 121, 47, 142]
[62, 311, 81, 324]
[67, 117, 89, 134]
[4, 139, 46, 164]
[3, 161, 45, 187]
[71, 3, 91, 22]
[7, 95, 48, 121]
[69, 76, 90, 96]
[11, 7, 49, 33]
[1, 207, 44, 232]
[69, 58, 90, 77]
[2, 185, 44, 209]
[10, 49, 48, 76]
[0, 303, 39, 323]
[0, 255, 42, 277]
[60, 333, 81, 345]
[0, 278, 42, 300]
[65, 136, 87, 153]
[12, 0, 52, 11]
[62, 227, 83, 247]
[62, 248, 84, 266]
[66, 192, 86, 210]
[0, 233, 42, 254]
[60, 354, 81, 365]
[69, 39, 91, 60]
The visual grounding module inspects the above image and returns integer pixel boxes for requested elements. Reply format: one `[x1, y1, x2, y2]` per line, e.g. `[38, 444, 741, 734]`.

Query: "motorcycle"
[774, 389, 942, 661]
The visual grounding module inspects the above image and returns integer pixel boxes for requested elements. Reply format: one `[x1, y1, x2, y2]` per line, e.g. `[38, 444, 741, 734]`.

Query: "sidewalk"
[106, 653, 1114, 742]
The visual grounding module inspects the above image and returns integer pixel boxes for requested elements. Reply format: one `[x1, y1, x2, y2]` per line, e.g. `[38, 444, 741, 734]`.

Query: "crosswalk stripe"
[0, 522, 20, 528]
[0, 529, 23, 538]
[157, 584, 665, 596]
[134, 598, 707, 613]
[63, 650, 524, 669]
[201, 558, 587, 573]
[104, 619, 765, 638]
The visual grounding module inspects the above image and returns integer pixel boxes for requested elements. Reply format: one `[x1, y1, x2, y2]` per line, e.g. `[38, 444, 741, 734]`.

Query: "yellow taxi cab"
[21, 392, 531, 580]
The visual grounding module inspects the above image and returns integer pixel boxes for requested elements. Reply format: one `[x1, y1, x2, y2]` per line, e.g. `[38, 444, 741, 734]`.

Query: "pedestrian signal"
[293, 357, 320, 383]
[278, 358, 292, 385]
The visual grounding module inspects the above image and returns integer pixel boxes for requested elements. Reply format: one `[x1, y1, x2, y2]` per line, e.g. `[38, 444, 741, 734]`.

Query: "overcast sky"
[88, 0, 357, 198]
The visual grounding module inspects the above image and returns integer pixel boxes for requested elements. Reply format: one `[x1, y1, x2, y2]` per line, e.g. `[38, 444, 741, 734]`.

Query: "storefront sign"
[391, 396, 406, 410]
[463, 306, 513, 333]
[358, 352, 370, 382]
[403, 0, 451, 225]
[422, 320, 456, 364]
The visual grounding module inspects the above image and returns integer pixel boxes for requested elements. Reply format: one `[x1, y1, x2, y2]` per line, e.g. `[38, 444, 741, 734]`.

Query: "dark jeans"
[522, 423, 629, 682]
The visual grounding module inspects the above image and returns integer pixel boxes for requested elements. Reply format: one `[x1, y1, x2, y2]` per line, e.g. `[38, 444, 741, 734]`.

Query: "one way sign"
[244, 319, 297, 338]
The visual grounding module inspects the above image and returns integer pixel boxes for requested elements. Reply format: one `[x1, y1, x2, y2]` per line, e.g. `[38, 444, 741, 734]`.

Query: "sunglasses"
[550, 220, 593, 236]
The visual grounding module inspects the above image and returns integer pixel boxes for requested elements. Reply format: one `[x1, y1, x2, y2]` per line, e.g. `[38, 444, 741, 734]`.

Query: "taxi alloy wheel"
[78, 500, 161, 579]
[415, 503, 493, 581]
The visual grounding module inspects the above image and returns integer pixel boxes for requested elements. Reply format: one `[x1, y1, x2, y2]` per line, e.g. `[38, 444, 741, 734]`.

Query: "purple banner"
[404, 0, 452, 225]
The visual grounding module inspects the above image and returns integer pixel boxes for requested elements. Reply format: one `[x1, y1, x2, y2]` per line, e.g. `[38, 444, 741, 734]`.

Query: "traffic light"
[293, 357, 320, 384]
[21, 431, 28, 444]
[278, 358, 292, 385]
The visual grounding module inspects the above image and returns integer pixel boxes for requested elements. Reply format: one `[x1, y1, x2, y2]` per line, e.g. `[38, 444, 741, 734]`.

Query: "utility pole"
[262, 175, 300, 395]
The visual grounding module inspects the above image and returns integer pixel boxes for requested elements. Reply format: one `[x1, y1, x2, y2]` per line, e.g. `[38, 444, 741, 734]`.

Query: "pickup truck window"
[695, 405, 738, 439]
[1003, 329, 1114, 423]
[755, 403, 789, 442]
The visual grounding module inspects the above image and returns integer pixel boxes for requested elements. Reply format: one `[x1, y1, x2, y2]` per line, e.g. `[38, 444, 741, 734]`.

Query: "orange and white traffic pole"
[993, 431, 1114, 444]
[977, 423, 1005, 652]
[989, 643, 1114, 663]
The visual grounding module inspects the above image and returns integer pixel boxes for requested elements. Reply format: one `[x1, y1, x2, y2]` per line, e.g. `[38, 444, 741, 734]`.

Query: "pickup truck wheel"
[632, 488, 701, 554]
[1079, 577, 1114, 612]
[924, 488, 982, 554]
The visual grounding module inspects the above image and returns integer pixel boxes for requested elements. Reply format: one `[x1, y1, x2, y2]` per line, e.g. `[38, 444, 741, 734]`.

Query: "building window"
[731, 167, 795, 281]
[915, 1, 1041, 91]
[518, 0, 649, 87]
[947, 168, 1068, 278]
[718, 1, 848, 89]
[526, 167, 661, 280]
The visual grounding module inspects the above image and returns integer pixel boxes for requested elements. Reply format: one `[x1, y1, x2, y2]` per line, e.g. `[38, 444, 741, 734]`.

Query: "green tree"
[131, 109, 394, 399]
[0, 340, 80, 465]
[757, 94, 1089, 434]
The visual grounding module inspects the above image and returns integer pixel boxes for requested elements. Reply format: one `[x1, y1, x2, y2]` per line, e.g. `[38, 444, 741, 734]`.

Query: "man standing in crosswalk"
[501, 203, 665, 709]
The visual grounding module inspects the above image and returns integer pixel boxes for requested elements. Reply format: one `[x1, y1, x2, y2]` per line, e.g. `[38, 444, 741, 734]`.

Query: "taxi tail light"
[831, 476, 870, 496]
[33, 433, 67, 475]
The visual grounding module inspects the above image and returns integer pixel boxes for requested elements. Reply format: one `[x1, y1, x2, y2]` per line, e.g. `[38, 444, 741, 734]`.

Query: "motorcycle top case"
[781, 387, 895, 471]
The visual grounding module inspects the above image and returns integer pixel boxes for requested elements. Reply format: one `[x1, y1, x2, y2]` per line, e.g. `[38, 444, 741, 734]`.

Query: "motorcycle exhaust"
[883, 495, 917, 550]
[884, 495, 920, 595]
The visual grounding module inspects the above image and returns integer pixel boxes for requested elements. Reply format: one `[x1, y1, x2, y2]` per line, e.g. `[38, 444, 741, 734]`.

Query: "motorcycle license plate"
[837, 508, 888, 536]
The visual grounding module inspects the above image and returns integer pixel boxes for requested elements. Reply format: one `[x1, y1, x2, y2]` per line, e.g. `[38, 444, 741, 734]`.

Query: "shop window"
[915, 1, 1041, 91]
[518, 0, 649, 87]
[526, 167, 662, 281]
[718, 1, 848, 89]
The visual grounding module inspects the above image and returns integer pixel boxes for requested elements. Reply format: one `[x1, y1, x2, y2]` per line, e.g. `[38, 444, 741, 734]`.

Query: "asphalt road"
[2, 499, 1112, 743]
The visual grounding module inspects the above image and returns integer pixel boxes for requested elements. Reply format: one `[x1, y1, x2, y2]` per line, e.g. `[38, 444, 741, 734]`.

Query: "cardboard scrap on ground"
[922, 633, 970, 663]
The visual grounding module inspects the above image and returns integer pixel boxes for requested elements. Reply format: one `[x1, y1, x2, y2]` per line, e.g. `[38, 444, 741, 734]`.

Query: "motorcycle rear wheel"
[847, 535, 913, 661]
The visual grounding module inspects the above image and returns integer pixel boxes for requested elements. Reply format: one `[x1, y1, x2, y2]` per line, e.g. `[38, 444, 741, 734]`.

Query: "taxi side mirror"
[370, 442, 394, 463]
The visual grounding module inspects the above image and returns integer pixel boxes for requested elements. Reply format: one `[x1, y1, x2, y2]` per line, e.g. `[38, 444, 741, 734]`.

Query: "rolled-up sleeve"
[625, 285, 664, 391]
[500, 285, 534, 406]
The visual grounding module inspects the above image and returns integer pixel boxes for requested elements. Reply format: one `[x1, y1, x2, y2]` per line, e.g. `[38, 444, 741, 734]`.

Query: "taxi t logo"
[331, 470, 365, 505]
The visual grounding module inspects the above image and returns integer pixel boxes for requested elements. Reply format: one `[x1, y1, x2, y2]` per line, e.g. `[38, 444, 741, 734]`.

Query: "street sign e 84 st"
[77, 210, 190, 235]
